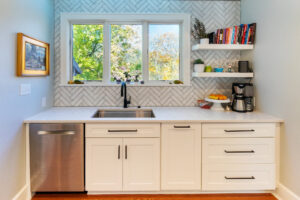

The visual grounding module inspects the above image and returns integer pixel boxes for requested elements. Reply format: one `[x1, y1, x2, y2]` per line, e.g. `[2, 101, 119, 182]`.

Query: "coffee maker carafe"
[232, 83, 254, 112]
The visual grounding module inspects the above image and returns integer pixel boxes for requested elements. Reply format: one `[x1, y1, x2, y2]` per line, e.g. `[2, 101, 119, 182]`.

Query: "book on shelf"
[208, 23, 256, 45]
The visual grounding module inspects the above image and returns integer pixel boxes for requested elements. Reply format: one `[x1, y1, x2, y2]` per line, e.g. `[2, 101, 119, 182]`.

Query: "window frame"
[60, 13, 191, 86]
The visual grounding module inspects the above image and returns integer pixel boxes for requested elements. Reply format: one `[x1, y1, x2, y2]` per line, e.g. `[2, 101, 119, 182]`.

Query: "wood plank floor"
[32, 193, 278, 200]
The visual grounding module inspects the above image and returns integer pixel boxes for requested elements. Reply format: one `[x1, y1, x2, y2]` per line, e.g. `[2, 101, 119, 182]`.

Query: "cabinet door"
[161, 124, 201, 190]
[86, 138, 123, 191]
[123, 138, 160, 191]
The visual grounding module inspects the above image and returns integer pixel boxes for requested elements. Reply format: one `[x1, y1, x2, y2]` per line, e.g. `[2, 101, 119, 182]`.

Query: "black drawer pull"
[224, 129, 255, 133]
[224, 150, 255, 154]
[118, 145, 120, 159]
[108, 129, 138, 133]
[125, 145, 128, 159]
[174, 125, 191, 129]
[225, 176, 255, 180]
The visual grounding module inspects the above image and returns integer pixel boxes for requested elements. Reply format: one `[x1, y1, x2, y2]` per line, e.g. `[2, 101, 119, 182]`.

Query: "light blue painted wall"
[241, 0, 300, 196]
[0, 0, 54, 199]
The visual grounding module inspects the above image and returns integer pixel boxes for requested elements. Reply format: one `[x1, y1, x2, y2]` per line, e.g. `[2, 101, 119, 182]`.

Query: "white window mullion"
[103, 22, 110, 83]
[179, 23, 183, 81]
[69, 23, 73, 82]
[142, 22, 149, 83]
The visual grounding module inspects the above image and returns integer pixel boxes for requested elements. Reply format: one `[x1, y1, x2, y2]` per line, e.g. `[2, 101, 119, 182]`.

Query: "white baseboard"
[273, 183, 300, 200]
[12, 184, 30, 200]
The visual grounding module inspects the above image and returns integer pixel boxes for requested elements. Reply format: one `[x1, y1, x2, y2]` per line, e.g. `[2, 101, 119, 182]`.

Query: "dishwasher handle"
[37, 130, 76, 135]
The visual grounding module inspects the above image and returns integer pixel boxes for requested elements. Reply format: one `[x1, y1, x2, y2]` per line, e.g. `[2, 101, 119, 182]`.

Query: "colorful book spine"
[244, 24, 250, 44]
[216, 29, 220, 44]
[234, 26, 239, 44]
[228, 28, 232, 44]
[248, 23, 257, 44]
[227, 28, 231, 44]
[223, 29, 226, 44]
[231, 27, 235, 44]
[247, 27, 251, 44]
[219, 29, 223, 44]
[241, 24, 248, 44]
[212, 23, 256, 45]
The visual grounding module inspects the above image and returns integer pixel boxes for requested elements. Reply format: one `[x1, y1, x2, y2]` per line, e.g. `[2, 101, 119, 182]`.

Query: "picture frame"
[17, 33, 50, 76]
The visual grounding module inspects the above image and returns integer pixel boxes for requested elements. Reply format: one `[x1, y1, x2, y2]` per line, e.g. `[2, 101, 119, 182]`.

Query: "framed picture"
[17, 33, 50, 76]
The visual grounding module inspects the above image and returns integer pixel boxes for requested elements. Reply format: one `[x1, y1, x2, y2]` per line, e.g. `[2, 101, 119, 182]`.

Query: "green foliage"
[73, 24, 104, 81]
[191, 18, 207, 40]
[149, 33, 179, 81]
[110, 25, 142, 81]
[194, 58, 204, 64]
[72, 24, 179, 82]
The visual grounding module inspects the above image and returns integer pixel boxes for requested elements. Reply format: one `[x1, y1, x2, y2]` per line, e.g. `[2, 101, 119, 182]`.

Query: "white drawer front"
[203, 138, 275, 164]
[162, 123, 201, 131]
[202, 164, 275, 191]
[86, 123, 160, 138]
[202, 123, 276, 138]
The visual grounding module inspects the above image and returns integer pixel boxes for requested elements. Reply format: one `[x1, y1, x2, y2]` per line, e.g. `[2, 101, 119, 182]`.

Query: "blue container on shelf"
[214, 67, 224, 72]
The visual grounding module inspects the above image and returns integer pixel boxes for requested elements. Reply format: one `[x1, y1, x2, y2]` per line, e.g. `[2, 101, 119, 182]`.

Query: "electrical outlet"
[20, 84, 31, 96]
[42, 97, 47, 107]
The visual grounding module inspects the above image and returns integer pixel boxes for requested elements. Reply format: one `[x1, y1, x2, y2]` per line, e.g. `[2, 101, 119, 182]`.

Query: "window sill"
[59, 82, 190, 87]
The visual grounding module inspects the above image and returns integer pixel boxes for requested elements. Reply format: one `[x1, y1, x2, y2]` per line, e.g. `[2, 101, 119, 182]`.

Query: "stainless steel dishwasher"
[30, 123, 84, 192]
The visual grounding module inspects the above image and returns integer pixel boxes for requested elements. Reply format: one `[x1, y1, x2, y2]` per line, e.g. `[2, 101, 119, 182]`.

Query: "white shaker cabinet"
[85, 138, 123, 191]
[161, 124, 201, 190]
[85, 122, 278, 193]
[85, 123, 160, 192]
[123, 138, 160, 191]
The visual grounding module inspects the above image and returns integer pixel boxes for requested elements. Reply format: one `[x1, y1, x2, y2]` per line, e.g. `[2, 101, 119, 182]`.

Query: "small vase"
[194, 64, 205, 72]
[200, 38, 209, 44]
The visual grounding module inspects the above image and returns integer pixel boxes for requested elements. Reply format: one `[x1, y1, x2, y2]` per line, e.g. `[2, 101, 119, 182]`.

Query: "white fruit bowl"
[205, 98, 230, 111]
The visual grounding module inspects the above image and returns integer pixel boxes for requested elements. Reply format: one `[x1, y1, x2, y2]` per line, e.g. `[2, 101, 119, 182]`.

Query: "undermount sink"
[92, 109, 155, 118]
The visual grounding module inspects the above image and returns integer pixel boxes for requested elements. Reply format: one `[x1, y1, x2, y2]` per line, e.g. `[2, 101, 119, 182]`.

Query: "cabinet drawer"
[86, 123, 160, 138]
[202, 164, 275, 191]
[203, 138, 275, 164]
[202, 123, 275, 138]
[162, 123, 201, 131]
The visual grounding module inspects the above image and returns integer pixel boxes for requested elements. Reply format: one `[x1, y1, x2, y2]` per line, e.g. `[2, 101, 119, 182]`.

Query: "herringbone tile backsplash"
[54, 0, 242, 107]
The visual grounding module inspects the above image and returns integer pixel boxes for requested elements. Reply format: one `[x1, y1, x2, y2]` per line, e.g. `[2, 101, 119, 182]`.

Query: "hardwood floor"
[32, 193, 278, 200]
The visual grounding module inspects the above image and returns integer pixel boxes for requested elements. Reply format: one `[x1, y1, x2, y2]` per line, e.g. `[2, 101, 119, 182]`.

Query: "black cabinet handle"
[224, 129, 255, 133]
[125, 145, 128, 159]
[118, 145, 120, 159]
[224, 150, 255, 154]
[108, 129, 138, 133]
[174, 125, 191, 129]
[225, 176, 255, 180]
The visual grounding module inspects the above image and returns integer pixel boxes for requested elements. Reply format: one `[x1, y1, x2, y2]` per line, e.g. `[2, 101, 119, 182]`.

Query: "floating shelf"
[192, 44, 254, 51]
[192, 72, 254, 78]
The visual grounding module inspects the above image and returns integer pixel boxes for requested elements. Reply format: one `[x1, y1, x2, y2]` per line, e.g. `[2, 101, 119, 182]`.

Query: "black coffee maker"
[232, 83, 254, 112]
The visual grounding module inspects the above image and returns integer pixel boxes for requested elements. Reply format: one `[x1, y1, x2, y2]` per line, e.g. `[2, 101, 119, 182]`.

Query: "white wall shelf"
[192, 44, 254, 51]
[192, 72, 254, 78]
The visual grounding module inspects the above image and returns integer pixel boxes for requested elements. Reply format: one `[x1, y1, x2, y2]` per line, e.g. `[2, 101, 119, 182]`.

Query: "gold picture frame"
[17, 33, 50, 76]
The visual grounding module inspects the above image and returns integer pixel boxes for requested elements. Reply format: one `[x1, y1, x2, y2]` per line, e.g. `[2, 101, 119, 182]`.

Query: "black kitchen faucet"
[121, 82, 131, 108]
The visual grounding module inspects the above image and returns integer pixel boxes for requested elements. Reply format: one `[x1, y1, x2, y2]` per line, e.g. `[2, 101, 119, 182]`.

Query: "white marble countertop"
[24, 107, 283, 123]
